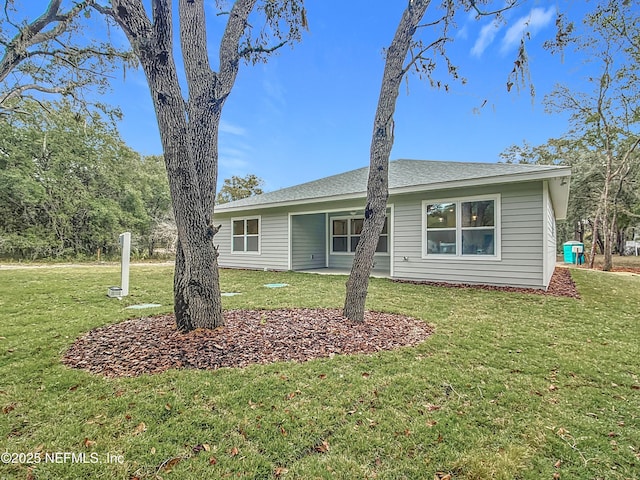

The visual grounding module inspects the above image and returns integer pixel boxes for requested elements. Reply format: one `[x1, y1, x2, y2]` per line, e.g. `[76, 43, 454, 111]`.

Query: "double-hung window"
[424, 195, 499, 258]
[331, 216, 388, 254]
[232, 217, 260, 253]
[425, 202, 457, 254]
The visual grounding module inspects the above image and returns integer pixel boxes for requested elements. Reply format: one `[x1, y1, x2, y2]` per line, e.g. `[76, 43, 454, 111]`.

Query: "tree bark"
[103, 0, 296, 331]
[343, 0, 431, 322]
[617, 228, 625, 256]
[576, 220, 584, 243]
[588, 215, 600, 269]
[602, 215, 615, 271]
[141, 2, 223, 331]
[107, 0, 237, 331]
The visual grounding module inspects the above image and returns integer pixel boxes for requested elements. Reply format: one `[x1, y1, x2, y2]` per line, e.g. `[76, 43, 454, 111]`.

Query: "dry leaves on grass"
[63, 308, 433, 378]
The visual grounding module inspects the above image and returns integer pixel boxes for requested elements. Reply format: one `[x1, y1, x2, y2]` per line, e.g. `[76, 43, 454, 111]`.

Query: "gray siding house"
[214, 160, 571, 289]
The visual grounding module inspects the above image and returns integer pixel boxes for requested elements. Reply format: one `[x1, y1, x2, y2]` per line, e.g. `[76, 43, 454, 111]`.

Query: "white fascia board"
[546, 174, 571, 220]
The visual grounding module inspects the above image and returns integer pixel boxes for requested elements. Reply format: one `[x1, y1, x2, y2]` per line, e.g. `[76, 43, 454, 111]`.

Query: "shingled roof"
[216, 159, 571, 214]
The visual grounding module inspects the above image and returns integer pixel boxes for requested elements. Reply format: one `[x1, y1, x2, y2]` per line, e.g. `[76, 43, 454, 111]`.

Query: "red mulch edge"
[392, 266, 580, 299]
[63, 309, 434, 378]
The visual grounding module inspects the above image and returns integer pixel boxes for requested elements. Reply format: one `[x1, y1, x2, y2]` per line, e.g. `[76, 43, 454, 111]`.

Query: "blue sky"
[101, 0, 596, 192]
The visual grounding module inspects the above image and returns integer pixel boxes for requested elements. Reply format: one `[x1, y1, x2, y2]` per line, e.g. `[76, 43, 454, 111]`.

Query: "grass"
[0, 264, 639, 479]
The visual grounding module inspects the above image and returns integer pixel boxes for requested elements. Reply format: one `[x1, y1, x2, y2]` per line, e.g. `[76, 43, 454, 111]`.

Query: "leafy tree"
[543, 0, 640, 271]
[132, 154, 173, 257]
[343, 0, 521, 322]
[0, 100, 171, 259]
[217, 174, 264, 204]
[0, 1, 307, 331]
[0, 101, 123, 257]
[499, 138, 575, 166]
[93, 0, 306, 332]
[0, 109, 48, 256]
[500, 138, 600, 247]
[94, 0, 306, 331]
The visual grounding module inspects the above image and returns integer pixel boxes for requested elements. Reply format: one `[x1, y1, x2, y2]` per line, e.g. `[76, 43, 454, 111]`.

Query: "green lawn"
[0, 265, 638, 479]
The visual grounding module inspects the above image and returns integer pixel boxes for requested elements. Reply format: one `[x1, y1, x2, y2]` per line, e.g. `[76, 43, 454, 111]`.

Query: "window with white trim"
[424, 196, 498, 257]
[232, 217, 260, 253]
[331, 216, 388, 254]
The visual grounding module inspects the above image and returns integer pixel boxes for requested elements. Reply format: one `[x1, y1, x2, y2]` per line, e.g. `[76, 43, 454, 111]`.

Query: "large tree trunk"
[617, 228, 625, 256]
[173, 238, 223, 332]
[107, 0, 261, 331]
[343, 0, 431, 322]
[144, 40, 224, 331]
[602, 207, 619, 271]
[576, 220, 585, 243]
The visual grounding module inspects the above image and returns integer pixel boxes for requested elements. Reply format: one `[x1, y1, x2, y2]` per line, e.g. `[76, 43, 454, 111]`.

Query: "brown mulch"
[546, 267, 581, 298]
[63, 268, 580, 378]
[63, 309, 434, 378]
[393, 266, 580, 299]
[608, 267, 640, 274]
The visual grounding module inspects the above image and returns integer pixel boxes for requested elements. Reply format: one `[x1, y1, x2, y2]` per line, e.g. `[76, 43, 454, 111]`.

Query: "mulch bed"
[607, 267, 640, 274]
[393, 266, 581, 299]
[63, 268, 580, 378]
[63, 309, 434, 378]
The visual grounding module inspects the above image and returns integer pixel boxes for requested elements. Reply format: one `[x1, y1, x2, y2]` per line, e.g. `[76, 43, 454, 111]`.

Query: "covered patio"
[296, 267, 391, 278]
[289, 210, 392, 276]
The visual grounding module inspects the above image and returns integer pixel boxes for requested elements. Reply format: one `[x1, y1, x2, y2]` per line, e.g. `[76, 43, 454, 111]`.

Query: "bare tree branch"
[0, 0, 93, 81]
[0, 83, 70, 108]
[218, 0, 257, 102]
[238, 40, 287, 59]
[416, 13, 448, 30]
[0, 0, 132, 116]
[468, 0, 520, 17]
[401, 37, 449, 77]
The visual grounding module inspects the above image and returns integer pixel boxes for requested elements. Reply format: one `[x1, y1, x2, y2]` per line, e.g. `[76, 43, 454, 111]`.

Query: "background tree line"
[500, 0, 640, 271]
[0, 100, 173, 260]
[501, 139, 640, 262]
[0, 98, 265, 261]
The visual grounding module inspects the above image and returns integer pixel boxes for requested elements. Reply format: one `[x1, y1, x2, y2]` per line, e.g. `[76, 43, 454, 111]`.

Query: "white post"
[119, 232, 131, 297]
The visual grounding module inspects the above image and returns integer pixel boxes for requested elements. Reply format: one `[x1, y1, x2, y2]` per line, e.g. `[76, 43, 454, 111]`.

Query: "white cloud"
[263, 76, 286, 105]
[219, 156, 250, 170]
[218, 143, 253, 174]
[500, 7, 555, 54]
[261, 75, 287, 119]
[471, 21, 503, 57]
[220, 120, 247, 136]
[457, 24, 469, 41]
[220, 146, 249, 158]
[219, 149, 251, 172]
